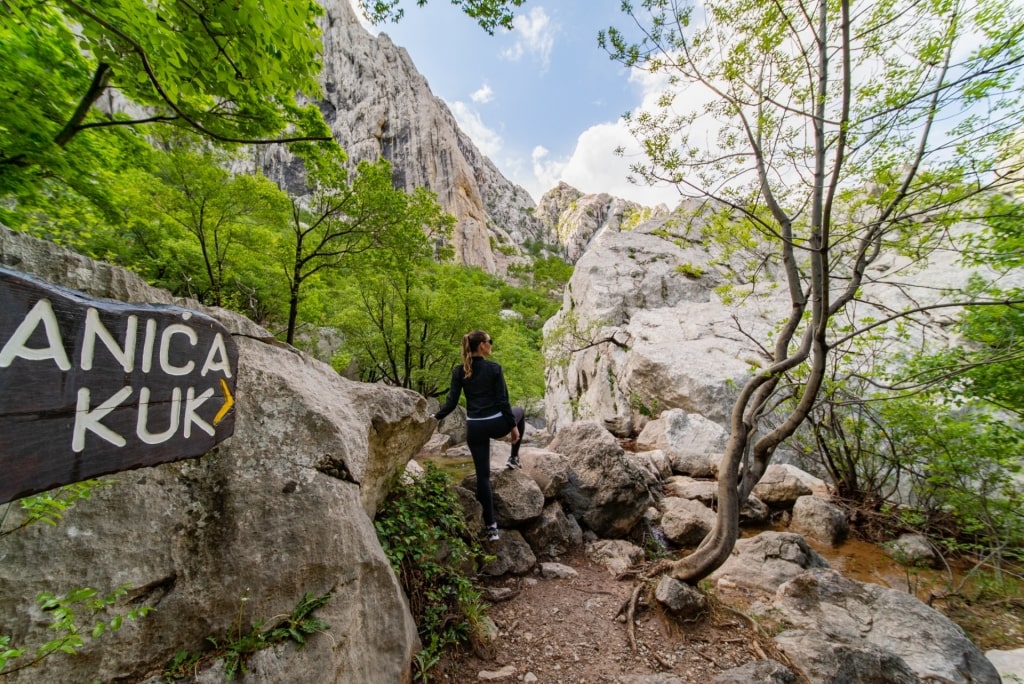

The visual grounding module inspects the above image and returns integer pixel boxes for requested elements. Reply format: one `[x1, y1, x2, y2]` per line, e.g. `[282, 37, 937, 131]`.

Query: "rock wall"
[535, 182, 669, 263]
[252, 0, 554, 275]
[542, 209, 1020, 436]
[0, 226, 430, 682]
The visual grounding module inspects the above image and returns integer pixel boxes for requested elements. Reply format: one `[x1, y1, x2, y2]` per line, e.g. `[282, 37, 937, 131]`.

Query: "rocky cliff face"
[536, 182, 669, 263]
[0, 226, 430, 683]
[542, 209, 1021, 437]
[254, 0, 552, 274]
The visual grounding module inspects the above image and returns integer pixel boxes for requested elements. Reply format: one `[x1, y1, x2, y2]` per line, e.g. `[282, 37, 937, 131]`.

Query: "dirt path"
[435, 552, 781, 683]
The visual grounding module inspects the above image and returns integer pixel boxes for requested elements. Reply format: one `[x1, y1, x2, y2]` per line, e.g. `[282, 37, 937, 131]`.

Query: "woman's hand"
[510, 427, 520, 444]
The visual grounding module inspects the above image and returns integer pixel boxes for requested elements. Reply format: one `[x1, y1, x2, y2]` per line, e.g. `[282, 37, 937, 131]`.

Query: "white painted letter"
[137, 387, 182, 445]
[81, 309, 137, 372]
[200, 333, 232, 378]
[183, 386, 215, 438]
[72, 386, 132, 452]
[141, 318, 157, 373]
[159, 324, 197, 376]
[0, 299, 71, 370]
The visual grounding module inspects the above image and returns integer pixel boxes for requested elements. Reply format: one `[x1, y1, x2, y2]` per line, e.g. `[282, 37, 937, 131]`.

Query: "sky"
[348, 1, 682, 208]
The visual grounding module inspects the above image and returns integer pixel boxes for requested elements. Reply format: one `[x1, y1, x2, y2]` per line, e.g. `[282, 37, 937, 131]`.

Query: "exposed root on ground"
[613, 581, 647, 653]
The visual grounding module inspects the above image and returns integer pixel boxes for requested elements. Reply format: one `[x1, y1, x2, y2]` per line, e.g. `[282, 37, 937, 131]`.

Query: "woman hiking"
[434, 330, 526, 541]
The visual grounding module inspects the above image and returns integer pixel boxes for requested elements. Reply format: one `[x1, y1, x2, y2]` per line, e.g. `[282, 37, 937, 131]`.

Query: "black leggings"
[466, 407, 525, 526]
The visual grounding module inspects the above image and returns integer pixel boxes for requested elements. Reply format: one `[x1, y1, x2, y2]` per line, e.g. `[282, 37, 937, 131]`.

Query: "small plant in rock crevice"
[374, 463, 492, 683]
[162, 591, 331, 682]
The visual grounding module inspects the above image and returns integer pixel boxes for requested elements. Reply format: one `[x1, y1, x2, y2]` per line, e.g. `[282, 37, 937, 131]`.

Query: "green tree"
[602, 0, 1024, 582]
[127, 144, 285, 309]
[278, 149, 446, 345]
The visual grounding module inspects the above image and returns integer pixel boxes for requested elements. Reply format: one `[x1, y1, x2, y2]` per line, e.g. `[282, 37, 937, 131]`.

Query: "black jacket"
[434, 357, 515, 428]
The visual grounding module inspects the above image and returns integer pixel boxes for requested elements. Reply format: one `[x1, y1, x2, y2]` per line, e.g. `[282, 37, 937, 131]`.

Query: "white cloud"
[449, 101, 504, 158]
[471, 83, 495, 104]
[558, 122, 680, 208]
[531, 146, 566, 194]
[508, 66, 684, 208]
[501, 7, 556, 68]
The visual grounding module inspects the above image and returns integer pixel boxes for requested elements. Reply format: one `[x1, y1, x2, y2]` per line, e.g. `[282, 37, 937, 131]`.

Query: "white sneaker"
[485, 524, 499, 541]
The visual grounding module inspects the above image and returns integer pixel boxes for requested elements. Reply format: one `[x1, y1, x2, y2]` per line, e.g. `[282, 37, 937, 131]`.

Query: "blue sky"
[351, 1, 682, 208]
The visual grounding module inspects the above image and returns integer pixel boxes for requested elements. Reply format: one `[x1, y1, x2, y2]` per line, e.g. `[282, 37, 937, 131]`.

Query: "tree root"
[613, 582, 644, 653]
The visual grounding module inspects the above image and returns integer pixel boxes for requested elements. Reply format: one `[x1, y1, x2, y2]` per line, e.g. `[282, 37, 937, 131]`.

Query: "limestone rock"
[521, 501, 583, 560]
[627, 449, 674, 483]
[0, 227, 425, 683]
[481, 530, 537, 577]
[654, 576, 707, 619]
[549, 421, 651, 538]
[435, 405, 468, 445]
[659, 497, 715, 547]
[253, 0, 554, 276]
[751, 464, 815, 508]
[882, 532, 943, 569]
[637, 409, 727, 477]
[986, 648, 1024, 683]
[535, 181, 668, 263]
[711, 660, 798, 684]
[773, 630, 922, 683]
[543, 206, 1014, 451]
[789, 495, 849, 546]
[539, 562, 578, 580]
[663, 476, 717, 506]
[585, 539, 645, 576]
[773, 569, 1000, 683]
[739, 495, 771, 526]
[461, 468, 545, 526]
[519, 447, 570, 499]
[709, 531, 830, 595]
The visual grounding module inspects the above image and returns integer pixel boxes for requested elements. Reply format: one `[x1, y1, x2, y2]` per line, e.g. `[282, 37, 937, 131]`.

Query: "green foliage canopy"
[357, 0, 527, 34]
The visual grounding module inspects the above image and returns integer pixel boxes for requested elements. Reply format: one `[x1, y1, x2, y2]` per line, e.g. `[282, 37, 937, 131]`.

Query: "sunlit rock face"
[536, 181, 670, 264]
[251, 0, 553, 275]
[543, 206, 1023, 437]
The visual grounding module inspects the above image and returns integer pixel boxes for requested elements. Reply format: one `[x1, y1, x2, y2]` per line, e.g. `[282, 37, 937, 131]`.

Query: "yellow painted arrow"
[213, 378, 235, 425]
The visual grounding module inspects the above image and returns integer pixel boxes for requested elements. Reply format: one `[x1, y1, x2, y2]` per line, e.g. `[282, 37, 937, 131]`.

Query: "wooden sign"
[0, 267, 238, 505]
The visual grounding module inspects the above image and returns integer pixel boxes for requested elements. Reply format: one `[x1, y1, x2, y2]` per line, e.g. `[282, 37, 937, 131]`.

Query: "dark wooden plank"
[0, 267, 238, 504]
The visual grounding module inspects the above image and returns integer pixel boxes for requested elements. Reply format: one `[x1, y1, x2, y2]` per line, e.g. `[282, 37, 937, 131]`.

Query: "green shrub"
[374, 464, 491, 682]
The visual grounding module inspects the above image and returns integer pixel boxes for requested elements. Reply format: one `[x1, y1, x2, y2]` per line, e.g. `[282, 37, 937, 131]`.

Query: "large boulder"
[461, 468, 545, 526]
[0, 227, 428, 683]
[543, 209, 1012, 441]
[519, 447, 570, 499]
[548, 421, 651, 538]
[543, 213, 777, 434]
[773, 569, 1000, 684]
[659, 497, 715, 547]
[636, 409, 727, 477]
[773, 631, 922, 683]
[521, 501, 584, 560]
[751, 464, 815, 508]
[709, 531, 830, 594]
[789, 495, 849, 546]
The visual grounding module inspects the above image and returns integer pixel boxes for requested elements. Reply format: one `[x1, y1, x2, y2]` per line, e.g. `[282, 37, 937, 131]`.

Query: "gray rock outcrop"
[636, 409, 727, 477]
[542, 206, 1021, 440]
[0, 227, 428, 683]
[789, 495, 849, 546]
[548, 421, 651, 538]
[773, 569, 1000, 683]
[709, 531, 830, 594]
[535, 182, 668, 263]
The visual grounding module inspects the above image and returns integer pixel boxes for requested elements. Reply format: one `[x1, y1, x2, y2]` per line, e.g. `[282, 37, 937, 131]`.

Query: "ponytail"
[461, 330, 489, 378]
